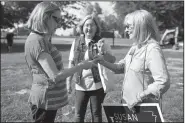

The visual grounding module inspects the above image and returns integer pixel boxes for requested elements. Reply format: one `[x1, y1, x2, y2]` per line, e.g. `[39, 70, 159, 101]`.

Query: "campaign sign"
[102, 103, 164, 122]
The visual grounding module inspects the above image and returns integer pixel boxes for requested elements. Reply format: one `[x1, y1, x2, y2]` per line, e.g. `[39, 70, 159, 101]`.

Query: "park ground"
[1, 36, 184, 122]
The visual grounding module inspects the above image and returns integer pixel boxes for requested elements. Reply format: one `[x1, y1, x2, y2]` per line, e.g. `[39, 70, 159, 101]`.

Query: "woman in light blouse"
[94, 10, 170, 112]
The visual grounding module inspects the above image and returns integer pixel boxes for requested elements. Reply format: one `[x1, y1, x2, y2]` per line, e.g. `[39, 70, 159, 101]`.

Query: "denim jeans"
[74, 88, 106, 122]
[31, 105, 57, 123]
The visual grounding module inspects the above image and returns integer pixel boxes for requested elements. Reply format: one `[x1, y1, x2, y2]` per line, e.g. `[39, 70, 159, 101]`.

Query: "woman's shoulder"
[25, 33, 45, 46]
[146, 39, 163, 58]
[147, 39, 160, 50]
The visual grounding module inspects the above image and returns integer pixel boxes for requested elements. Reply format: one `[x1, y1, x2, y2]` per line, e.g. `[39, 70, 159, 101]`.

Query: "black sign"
[102, 103, 164, 122]
[101, 31, 114, 38]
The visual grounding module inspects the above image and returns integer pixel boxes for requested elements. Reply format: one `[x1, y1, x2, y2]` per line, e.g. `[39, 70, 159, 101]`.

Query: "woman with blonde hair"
[25, 2, 95, 123]
[66, 14, 116, 122]
[94, 9, 170, 112]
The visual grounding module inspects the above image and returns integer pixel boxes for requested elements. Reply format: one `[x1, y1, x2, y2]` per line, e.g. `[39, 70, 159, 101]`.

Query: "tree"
[104, 14, 121, 31]
[2, 1, 79, 29]
[79, 2, 105, 33]
[113, 1, 184, 39]
[94, 2, 102, 15]
[0, 2, 4, 28]
[0, 2, 4, 40]
[3, 1, 41, 28]
[80, 2, 102, 17]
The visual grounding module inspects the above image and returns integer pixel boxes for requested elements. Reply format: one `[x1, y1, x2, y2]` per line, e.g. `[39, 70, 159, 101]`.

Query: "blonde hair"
[77, 14, 101, 36]
[25, 2, 60, 34]
[124, 10, 160, 44]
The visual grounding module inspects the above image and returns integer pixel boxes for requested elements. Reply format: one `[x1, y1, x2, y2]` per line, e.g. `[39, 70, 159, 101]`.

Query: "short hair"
[77, 14, 101, 36]
[25, 2, 60, 34]
[124, 10, 160, 44]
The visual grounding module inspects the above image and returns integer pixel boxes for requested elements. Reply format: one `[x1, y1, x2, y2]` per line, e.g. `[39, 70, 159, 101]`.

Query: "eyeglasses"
[125, 24, 134, 30]
[52, 16, 61, 24]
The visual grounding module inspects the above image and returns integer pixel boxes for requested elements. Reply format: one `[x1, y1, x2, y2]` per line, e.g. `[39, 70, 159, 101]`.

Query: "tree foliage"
[103, 15, 118, 31]
[79, 2, 105, 32]
[2, 1, 79, 29]
[80, 2, 102, 17]
[113, 1, 184, 38]
[94, 3, 102, 15]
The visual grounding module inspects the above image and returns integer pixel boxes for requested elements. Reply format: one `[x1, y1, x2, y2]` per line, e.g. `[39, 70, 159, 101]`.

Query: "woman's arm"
[95, 54, 124, 74]
[66, 40, 75, 92]
[38, 52, 94, 83]
[66, 61, 74, 83]
[103, 43, 116, 63]
[139, 46, 170, 99]
[66, 60, 74, 93]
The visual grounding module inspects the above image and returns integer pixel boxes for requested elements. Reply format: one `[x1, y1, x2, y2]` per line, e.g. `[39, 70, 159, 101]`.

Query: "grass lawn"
[1, 37, 184, 122]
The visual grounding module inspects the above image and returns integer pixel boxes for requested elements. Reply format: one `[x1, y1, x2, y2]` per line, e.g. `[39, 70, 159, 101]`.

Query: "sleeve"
[146, 46, 170, 97]
[113, 46, 136, 74]
[31, 39, 49, 61]
[114, 59, 125, 74]
[114, 47, 132, 74]
[68, 40, 75, 61]
[103, 43, 113, 55]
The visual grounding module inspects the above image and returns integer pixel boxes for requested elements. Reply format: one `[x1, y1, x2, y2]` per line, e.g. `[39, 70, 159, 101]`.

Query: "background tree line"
[0, 1, 184, 40]
[112, 1, 184, 40]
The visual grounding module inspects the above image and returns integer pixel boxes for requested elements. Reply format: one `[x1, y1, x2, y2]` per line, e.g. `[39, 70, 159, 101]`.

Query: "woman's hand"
[127, 93, 144, 113]
[96, 39, 116, 63]
[93, 54, 105, 64]
[97, 39, 106, 54]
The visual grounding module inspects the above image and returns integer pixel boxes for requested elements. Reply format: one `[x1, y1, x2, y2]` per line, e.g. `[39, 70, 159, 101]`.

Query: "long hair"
[124, 10, 160, 44]
[77, 14, 101, 36]
[25, 2, 60, 34]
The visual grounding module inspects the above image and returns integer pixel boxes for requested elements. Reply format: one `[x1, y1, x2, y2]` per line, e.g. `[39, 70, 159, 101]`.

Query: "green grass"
[1, 37, 184, 122]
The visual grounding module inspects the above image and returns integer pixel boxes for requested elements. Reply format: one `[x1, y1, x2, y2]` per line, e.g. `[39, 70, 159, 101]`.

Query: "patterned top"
[25, 33, 68, 110]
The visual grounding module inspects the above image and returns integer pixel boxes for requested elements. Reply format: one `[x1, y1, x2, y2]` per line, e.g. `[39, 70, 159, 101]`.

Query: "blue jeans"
[74, 88, 106, 122]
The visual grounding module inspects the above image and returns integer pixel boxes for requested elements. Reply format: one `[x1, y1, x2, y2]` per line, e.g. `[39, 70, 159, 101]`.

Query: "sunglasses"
[52, 16, 61, 24]
[125, 24, 134, 30]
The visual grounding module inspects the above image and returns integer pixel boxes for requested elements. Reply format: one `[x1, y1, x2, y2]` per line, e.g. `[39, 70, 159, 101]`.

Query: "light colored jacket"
[117, 39, 170, 104]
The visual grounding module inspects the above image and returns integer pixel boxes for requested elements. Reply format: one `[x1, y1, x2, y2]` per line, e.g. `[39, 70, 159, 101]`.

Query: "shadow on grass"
[1, 43, 72, 54]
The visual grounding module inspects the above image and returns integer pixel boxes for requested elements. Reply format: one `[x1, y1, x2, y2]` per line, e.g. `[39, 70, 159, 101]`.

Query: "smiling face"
[47, 10, 61, 34]
[83, 19, 97, 39]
